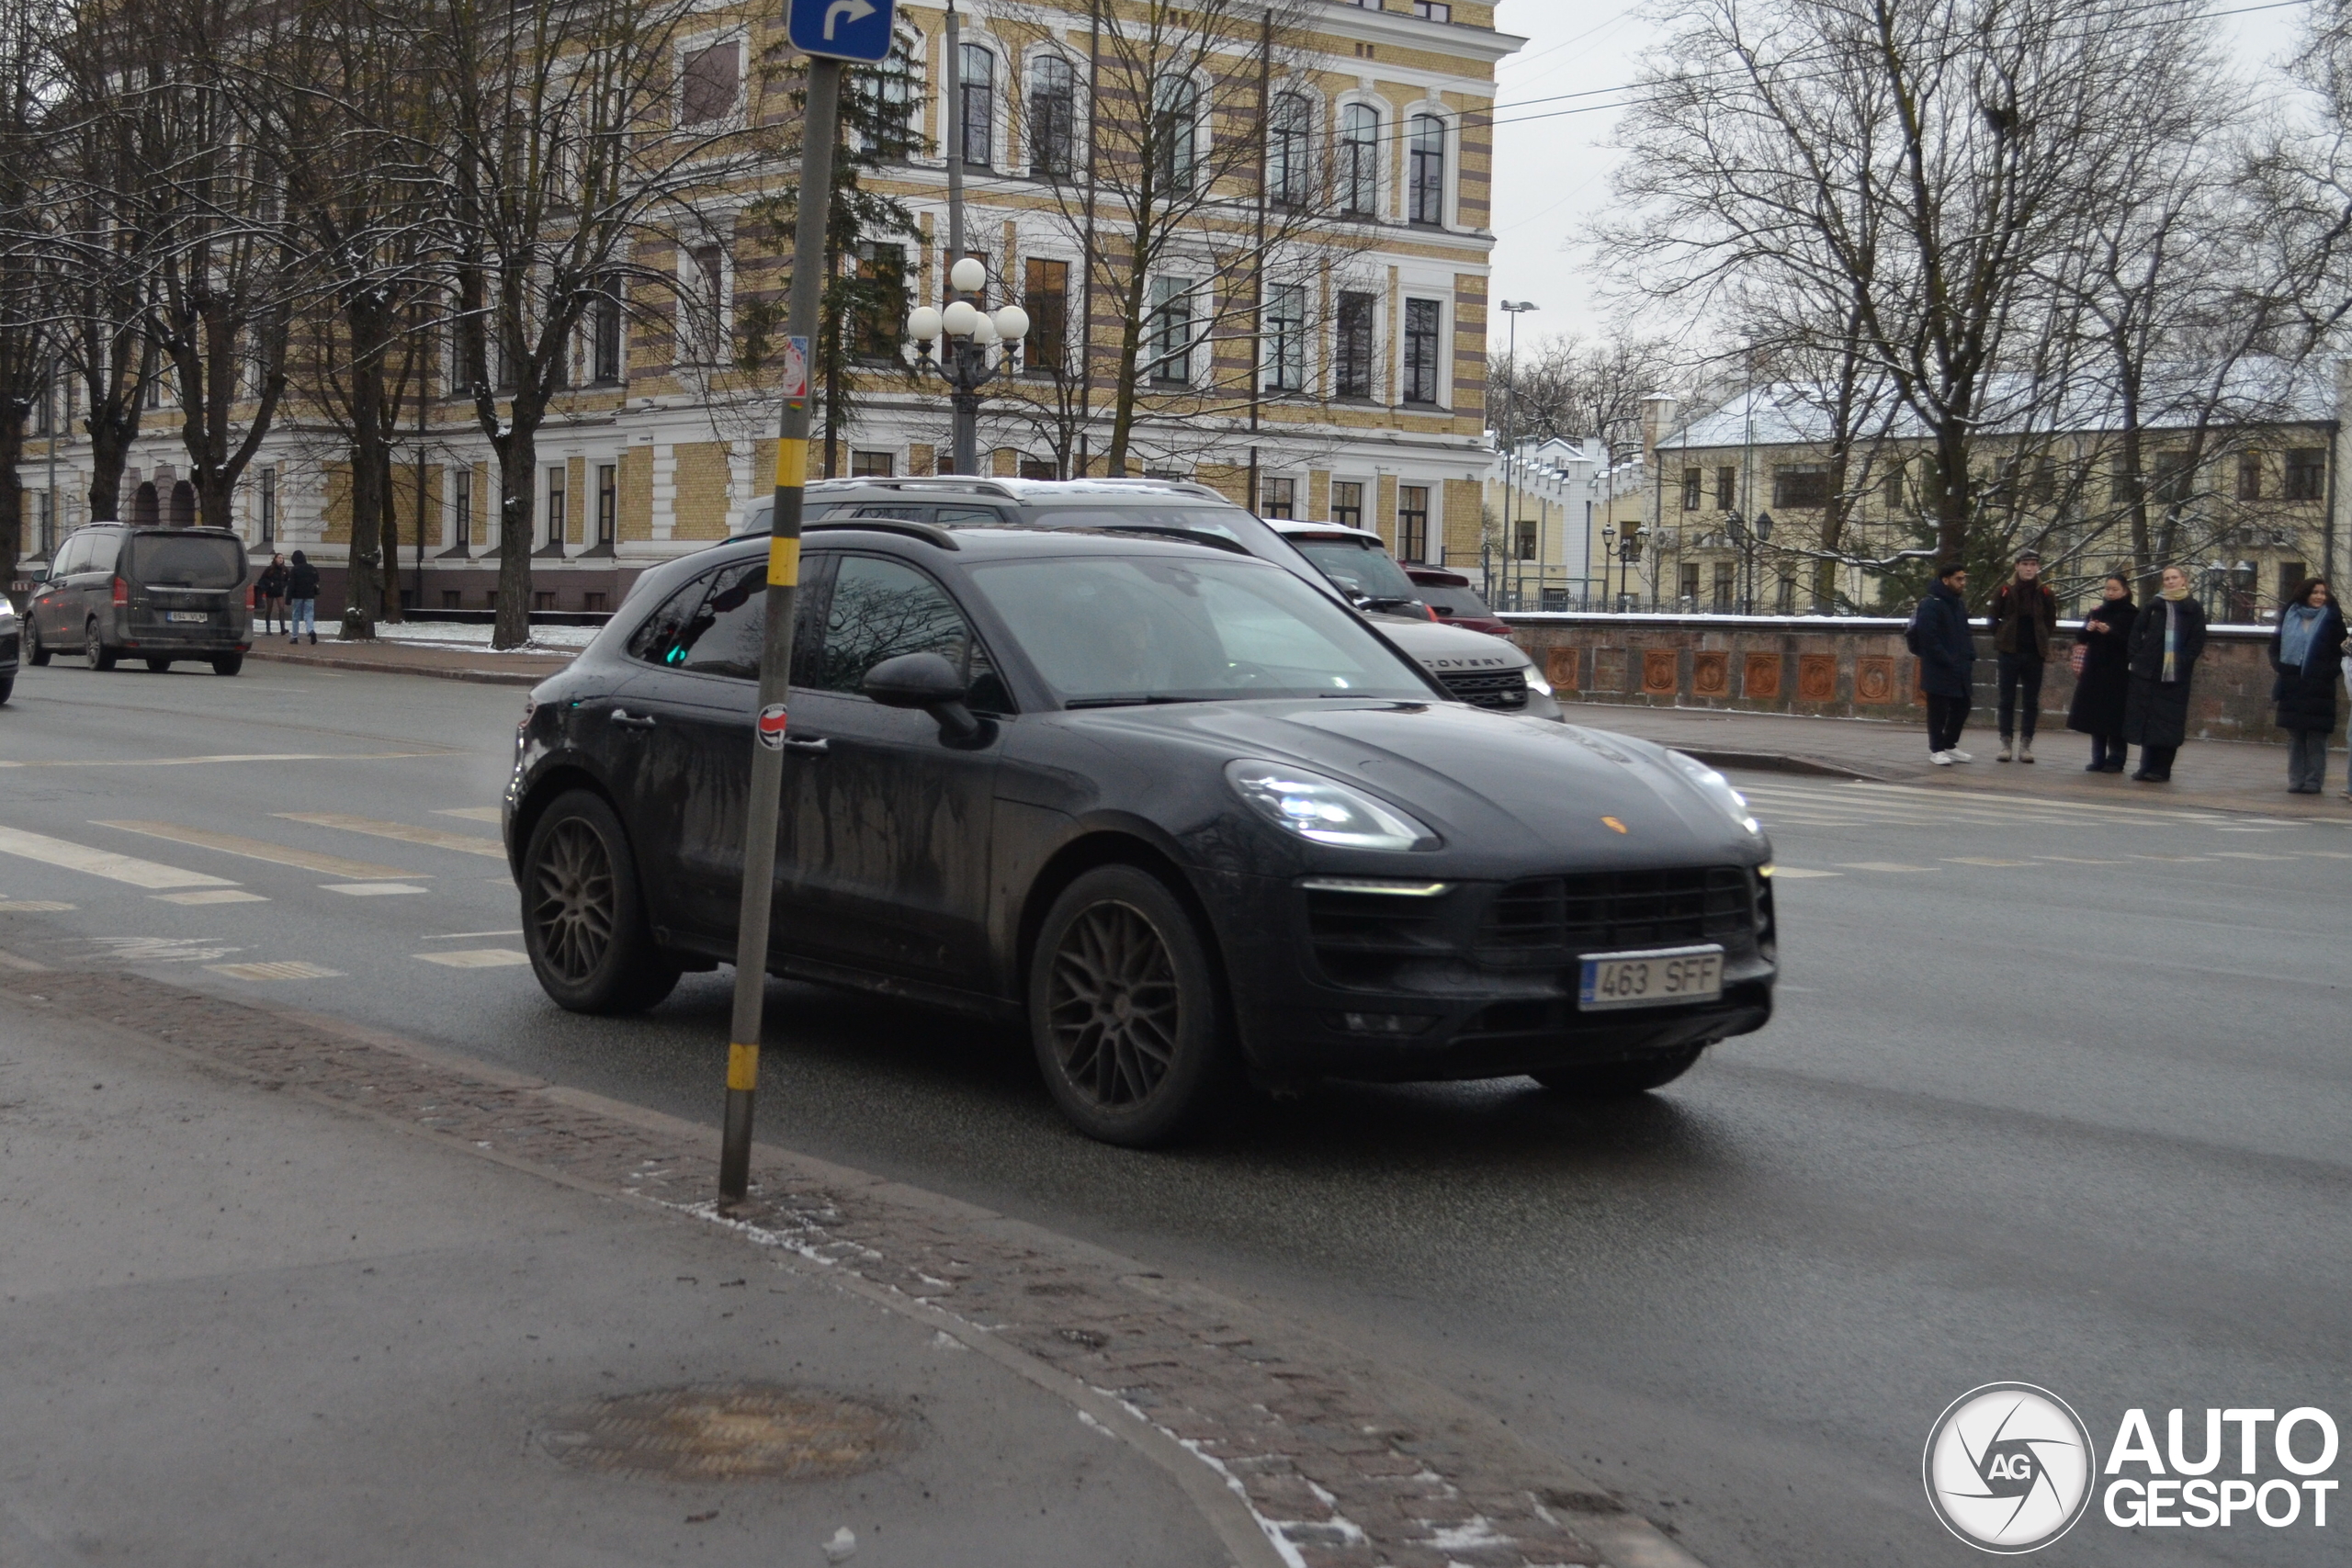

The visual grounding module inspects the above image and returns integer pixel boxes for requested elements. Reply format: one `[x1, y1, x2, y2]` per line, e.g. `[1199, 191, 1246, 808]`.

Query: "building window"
[1261, 477, 1295, 519]
[454, 468, 471, 548]
[1680, 468, 1702, 511]
[1332, 480, 1363, 529]
[1514, 520, 1536, 560]
[1408, 115, 1445, 226]
[258, 467, 277, 547]
[2109, 454, 2141, 506]
[535, 590, 556, 612]
[1772, 463, 1829, 509]
[442, 590, 462, 609]
[1679, 562, 1701, 603]
[1397, 485, 1430, 560]
[1412, 0, 1451, 17]
[1335, 292, 1375, 399]
[1153, 74, 1198, 193]
[850, 243, 908, 360]
[1713, 562, 1736, 610]
[1023, 257, 1069, 373]
[2237, 449, 2262, 502]
[1340, 103, 1379, 216]
[31, 384, 49, 436]
[2151, 451, 2193, 506]
[869, 41, 918, 155]
[590, 276, 623, 384]
[684, 242, 726, 361]
[595, 464, 616, 547]
[1402, 299, 1441, 405]
[583, 592, 607, 613]
[1029, 54, 1076, 179]
[1269, 92, 1311, 206]
[851, 450, 894, 478]
[1883, 463, 1905, 512]
[680, 40, 739, 126]
[959, 43, 995, 165]
[1018, 457, 1058, 479]
[1263, 284, 1306, 392]
[1148, 276, 1196, 386]
[1715, 464, 1736, 510]
[546, 465, 567, 550]
[2285, 447, 2324, 502]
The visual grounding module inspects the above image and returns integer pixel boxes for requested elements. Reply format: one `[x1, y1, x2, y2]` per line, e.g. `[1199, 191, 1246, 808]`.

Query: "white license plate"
[1577, 945, 1724, 1010]
[167, 611, 209, 623]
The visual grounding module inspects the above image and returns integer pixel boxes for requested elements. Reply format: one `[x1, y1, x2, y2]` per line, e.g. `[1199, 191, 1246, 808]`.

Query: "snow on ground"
[367, 620, 602, 654]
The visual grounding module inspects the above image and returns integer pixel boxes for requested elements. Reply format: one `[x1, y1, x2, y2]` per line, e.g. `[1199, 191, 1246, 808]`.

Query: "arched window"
[1152, 74, 1198, 193]
[1030, 54, 1076, 179]
[1340, 103, 1379, 216]
[1268, 91, 1311, 206]
[958, 43, 995, 166]
[1408, 114, 1445, 225]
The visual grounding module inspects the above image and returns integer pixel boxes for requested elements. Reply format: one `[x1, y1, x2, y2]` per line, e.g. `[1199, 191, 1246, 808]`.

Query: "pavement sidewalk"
[1568, 700, 2352, 820]
[243, 636, 572, 687]
[0, 958, 1698, 1568]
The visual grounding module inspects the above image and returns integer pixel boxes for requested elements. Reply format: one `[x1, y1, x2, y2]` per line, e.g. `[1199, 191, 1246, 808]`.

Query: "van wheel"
[1532, 1044, 1707, 1098]
[210, 653, 243, 676]
[85, 622, 116, 671]
[0, 675, 12, 705]
[520, 789, 679, 1014]
[145, 657, 172, 673]
[26, 622, 50, 666]
[1029, 864, 1234, 1147]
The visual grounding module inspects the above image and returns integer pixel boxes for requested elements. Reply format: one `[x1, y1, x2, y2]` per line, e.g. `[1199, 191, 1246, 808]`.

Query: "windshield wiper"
[1063, 694, 1211, 709]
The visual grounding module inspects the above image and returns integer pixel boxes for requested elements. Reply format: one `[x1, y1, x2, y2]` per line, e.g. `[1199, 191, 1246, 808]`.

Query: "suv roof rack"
[801, 516, 960, 549]
[1044, 477, 1232, 504]
[805, 476, 1020, 500]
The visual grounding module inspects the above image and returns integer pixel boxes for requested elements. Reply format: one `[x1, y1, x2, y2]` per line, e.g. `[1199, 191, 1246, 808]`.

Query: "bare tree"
[0, 0, 55, 592]
[1489, 330, 1682, 463]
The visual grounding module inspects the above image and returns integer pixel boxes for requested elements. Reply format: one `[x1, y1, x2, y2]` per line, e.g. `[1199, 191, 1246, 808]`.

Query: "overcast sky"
[1487, 0, 2315, 349]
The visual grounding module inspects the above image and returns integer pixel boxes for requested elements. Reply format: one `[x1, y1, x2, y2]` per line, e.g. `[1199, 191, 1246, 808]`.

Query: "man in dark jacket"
[1986, 549, 2058, 763]
[285, 550, 321, 645]
[1914, 562, 1976, 764]
[254, 554, 288, 635]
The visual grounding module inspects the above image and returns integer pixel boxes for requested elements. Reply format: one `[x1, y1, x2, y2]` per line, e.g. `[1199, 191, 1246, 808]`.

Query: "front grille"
[1436, 668, 1529, 710]
[1306, 887, 1457, 988]
[1476, 867, 1751, 968]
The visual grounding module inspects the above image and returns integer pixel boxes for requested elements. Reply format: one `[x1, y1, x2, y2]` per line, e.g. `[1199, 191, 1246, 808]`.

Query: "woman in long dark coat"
[2270, 576, 2346, 795]
[2123, 565, 2207, 783]
[2066, 574, 2135, 773]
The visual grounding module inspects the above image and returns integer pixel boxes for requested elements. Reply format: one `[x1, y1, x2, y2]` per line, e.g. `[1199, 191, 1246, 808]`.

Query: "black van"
[25, 524, 253, 675]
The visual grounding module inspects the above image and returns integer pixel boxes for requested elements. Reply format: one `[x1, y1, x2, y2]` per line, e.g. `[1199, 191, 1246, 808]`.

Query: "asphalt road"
[2, 654, 2346, 1568]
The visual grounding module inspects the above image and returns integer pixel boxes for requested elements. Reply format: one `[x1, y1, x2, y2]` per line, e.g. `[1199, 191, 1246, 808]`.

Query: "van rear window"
[129, 535, 245, 589]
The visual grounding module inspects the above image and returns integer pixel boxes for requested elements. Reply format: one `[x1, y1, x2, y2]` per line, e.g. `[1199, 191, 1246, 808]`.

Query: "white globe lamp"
[905, 305, 943, 343]
[941, 299, 981, 338]
[949, 256, 988, 294]
[991, 305, 1031, 342]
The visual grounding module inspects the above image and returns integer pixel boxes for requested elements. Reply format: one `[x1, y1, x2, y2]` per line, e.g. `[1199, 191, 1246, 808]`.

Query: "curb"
[243, 646, 567, 687]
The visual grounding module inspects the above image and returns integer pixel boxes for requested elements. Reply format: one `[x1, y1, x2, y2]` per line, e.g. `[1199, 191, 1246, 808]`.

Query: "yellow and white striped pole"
[720, 56, 843, 1204]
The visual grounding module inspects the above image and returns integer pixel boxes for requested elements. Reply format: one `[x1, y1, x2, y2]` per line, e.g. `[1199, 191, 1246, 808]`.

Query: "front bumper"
[1211, 865, 1775, 1081]
[0, 627, 17, 676]
[110, 607, 252, 652]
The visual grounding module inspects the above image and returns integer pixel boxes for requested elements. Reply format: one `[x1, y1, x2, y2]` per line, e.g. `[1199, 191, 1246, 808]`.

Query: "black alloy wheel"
[85, 621, 115, 671]
[26, 620, 50, 666]
[520, 789, 679, 1014]
[1532, 1043, 1707, 1098]
[1029, 863, 1231, 1147]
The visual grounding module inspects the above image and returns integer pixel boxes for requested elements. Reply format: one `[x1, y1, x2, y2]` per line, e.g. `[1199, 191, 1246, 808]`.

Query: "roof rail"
[1072, 477, 1232, 503]
[803, 516, 961, 549]
[806, 476, 1021, 500]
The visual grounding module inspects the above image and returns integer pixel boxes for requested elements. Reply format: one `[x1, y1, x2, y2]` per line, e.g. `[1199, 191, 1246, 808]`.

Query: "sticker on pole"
[780, 335, 810, 400]
[787, 0, 895, 62]
[757, 705, 789, 750]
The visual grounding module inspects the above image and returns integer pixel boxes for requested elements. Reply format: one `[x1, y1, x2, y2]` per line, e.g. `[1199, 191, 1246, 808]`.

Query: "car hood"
[1373, 615, 1532, 673]
[1060, 700, 1761, 874]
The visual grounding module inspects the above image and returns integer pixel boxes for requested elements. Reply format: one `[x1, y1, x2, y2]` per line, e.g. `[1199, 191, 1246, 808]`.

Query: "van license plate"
[167, 611, 208, 623]
[1577, 945, 1724, 1010]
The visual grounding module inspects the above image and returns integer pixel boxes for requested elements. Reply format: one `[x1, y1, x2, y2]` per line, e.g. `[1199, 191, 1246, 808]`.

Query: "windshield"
[1289, 537, 1423, 605]
[967, 556, 1433, 706]
[127, 534, 244, 589]
[1419, 581, 1495, 618]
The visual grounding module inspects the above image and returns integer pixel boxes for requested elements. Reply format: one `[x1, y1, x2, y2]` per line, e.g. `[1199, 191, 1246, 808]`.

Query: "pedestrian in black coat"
[2123, 565, 2207, 782]
[1912, 563, 1977, 764]
[1986, 550, 2058, 761]
[254, 554, 288, 634]
[285, 549, 322, 645]
[2269, 576, 2346, 795]
[2065, 575, 2135, 772]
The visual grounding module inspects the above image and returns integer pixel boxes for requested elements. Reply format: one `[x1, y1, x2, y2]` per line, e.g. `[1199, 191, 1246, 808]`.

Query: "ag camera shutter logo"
[1924, 1382, 2098, 1553]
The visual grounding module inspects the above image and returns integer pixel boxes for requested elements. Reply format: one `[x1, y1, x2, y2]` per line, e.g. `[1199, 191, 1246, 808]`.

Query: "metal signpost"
[718, 0, 895, 1202]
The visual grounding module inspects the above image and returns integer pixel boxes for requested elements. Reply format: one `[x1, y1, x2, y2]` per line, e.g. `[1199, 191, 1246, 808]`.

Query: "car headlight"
[0, 599, 15, 626]
[1226, 760, 1436, 852]
[1667, 750, 1762, 837]
[1521, 664, 1553, 697]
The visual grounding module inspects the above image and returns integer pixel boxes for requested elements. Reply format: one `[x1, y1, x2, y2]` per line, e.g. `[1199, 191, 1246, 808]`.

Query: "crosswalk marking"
[94, 820, 421, 882]
[151, 890, 269, 906]
[1838, 862, 1938, 873]
[206, 960, 344, 981]
[322, 883, 429, 897]
[277, 813, 507, 860]
[1768, 867, 1841, 879]
[1944, 857, 2032, 866]
[1738, 778, 2329, 833]
[434, 807, 504, 823]
[0, 825, 236, 890]
[414, 948, 530, 968]
[0, 750, 445, 771]
[0, 900, 75, 912]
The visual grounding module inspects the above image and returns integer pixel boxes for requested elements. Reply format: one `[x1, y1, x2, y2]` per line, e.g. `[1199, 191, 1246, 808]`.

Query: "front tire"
[145, 657, 172, 673]
[210, 653, 243, 676]
[26, 621, 50, 666]
[1532, 1043, 1707, 1098]
[85, 621, 115, 671]
[1028, 864, 1233, 1147]
[0, 674, 12, 705]
[520, 789, 679, 1014]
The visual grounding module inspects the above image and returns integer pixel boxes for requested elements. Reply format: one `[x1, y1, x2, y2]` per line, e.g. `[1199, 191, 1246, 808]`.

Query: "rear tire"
[1532, 1044, 1707, 1099]
[520, 789, 679, 1015]
[210, 653, 243, 676]
[145, 657, 172, 673]
[1028, 864, 1233, 1147]
[85, 621, 115, 671]
[26, 622, 50, 666]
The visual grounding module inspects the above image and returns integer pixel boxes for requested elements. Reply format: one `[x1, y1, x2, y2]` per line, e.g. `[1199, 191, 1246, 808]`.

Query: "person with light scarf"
[2269, 577, 2346, 795]
[2122, 565, 2208, 783]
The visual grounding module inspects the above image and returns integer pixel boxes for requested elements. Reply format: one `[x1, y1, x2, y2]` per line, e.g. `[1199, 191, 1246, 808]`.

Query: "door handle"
[782, 736, 830, 753]
[610, 708, 657, 730]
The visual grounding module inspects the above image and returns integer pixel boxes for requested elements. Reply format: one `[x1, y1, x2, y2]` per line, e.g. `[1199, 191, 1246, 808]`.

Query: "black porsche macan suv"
[503, 522, 1776, 1145]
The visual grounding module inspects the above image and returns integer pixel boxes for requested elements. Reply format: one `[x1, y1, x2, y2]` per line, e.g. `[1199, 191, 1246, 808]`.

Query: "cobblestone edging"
[0, 965, 1702, 1568]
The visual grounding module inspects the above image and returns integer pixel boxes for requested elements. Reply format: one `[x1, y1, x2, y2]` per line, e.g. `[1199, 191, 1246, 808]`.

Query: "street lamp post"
[1618, 530, 1642, 611]
[1753, 509, 1774, 613]
[1498, 300, 1539, 609]
[907, 257, 1031, 472]
[1600, 525, 1615, 610]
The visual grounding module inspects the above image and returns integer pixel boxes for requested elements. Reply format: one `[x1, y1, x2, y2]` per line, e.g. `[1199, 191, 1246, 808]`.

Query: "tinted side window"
[86, 535, 121, 575]
[128, 535, 245, 588]
[675, 561, 766, 679]
[51, 536, 85, 576]
[626, 570, 718, 667]
[812, 555, 1009, 711]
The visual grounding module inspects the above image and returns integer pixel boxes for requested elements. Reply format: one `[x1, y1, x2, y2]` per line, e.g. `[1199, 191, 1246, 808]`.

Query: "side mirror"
[863, 650, 984, 743]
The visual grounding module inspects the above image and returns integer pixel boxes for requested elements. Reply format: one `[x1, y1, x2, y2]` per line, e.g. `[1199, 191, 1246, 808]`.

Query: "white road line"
[0, 826, 237, 890]
[206, 960, 345, 981]
[422, 929, 525, 940]
[93, 820, 421, 881]
[277, 813, 507, 859]
[0, 750, 448, 770]
[434, 807, 504, 822]
[413, 949, 530, 968]
[151, 890, 270, 906]
[1766, 868, 1841, 879]
[1837, 862, 1939, 873]
[321, 883, 430, 897]
[0, 900, 76, 912]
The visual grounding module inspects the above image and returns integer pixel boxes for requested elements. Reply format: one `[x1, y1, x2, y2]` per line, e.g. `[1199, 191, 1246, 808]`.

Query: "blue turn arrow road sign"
[786, 0, 895, 62]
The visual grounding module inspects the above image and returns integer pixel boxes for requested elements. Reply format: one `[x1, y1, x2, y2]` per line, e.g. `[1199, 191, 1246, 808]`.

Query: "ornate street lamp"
[1600, 525, 1616, 611]
[907, 255, 1031, 476]
[1617, 528, 1643, 611]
